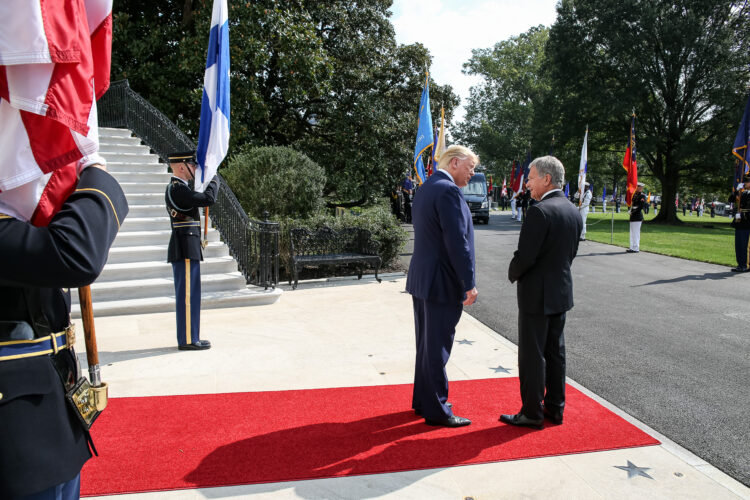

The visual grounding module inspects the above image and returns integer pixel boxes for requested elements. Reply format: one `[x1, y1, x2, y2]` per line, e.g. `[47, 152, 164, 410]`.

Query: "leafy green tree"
[546, 0, 750, 223]
[110, 0, 459, 210]
[455, 26, 553, 182]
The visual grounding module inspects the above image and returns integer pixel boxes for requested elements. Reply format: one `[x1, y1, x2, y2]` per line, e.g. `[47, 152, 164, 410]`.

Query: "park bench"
[289, 226, 382, 289]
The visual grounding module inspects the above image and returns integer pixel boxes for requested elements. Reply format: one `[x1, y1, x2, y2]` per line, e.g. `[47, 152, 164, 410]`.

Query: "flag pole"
[203, 207, 210, 247]
[77, 285, 108, 411]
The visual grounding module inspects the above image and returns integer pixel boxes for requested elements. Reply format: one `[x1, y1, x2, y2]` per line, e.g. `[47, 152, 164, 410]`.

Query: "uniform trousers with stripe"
[629, 221, 642, 251]
[734, 228, 750, 269]
[172, 259, 201, 346]
[411, 297, 463, 421]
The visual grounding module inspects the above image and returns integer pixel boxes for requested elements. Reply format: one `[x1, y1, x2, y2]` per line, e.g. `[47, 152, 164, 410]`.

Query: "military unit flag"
[623, 113, 638, 206]
[412, 72, 433, 184]
[578, 128, 588, 206]
[732, 91, 750, 191]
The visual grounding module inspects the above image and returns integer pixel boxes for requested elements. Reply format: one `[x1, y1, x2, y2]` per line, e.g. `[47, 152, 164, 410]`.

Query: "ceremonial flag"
[195, 0, 230, 193]
[623, 113, 638, 206]
[501, 177, 507, 197]
[603, 186, 606, 201]
[522, 150, 532, 181]
[647, 192, 651, 203]
[488, 174, 493, 194]
[511, 159, 523, 193]
[508, 162, 516, 192]
[0, 0, 112, 225]
[578, 128, 588, 206]
[412, 72, 433, 184]
[732, 91, 750, 191]
[564, 182, 570, 197]
[612, 186, 618, 202]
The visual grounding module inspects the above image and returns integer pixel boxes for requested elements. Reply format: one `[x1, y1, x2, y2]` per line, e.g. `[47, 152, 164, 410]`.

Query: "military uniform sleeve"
[169, 177, 218, 209]
[0, 167, 128, 288]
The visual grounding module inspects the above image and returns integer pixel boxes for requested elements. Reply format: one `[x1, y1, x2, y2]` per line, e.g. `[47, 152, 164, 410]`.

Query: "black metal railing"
[98, 79, 279, 288]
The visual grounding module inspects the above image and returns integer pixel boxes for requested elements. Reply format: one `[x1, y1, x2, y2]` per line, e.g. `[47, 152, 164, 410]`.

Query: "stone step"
[120, 216, 171, 232]
[108, 163, 169, 174]
[99, 127, 134, 138]
[109, 171, 172, 184]
[70, 287, 282, 318]
[96, 256, 237, 282]
[119, 182, 172, 194]
[121, 205, 168, 218]
[107, 241, 228, 264]
[101, 152, 158, 164]
[72, 272, 247, 304]
[99, 144, 151, 155]
[113, 228, 219, 247]
[99, 136, 142, 147]
[122, 193, 168, 205]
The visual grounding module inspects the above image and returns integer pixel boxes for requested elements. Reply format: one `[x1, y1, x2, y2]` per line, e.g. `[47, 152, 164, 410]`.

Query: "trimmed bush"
[223, 146, 326, 219]
[278, 200, 407, 279]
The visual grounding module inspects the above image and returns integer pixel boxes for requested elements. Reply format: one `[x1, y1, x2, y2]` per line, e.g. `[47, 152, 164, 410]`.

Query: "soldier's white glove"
[736, 213, 741, 219]
[737, 183, 744, 190]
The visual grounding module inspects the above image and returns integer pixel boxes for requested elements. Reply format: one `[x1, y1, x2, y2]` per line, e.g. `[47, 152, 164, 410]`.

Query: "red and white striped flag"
[0, 0, 112, 226]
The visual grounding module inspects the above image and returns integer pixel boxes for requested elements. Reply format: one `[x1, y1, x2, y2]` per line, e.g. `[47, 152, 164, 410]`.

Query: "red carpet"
[81, 378, 658, 496]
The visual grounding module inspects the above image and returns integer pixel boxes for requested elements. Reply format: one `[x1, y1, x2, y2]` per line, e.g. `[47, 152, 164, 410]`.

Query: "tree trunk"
[651, 159, 681, 224]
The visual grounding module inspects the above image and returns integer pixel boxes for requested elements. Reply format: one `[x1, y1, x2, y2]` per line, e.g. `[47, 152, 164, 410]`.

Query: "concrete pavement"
[75, 274, 748, 499]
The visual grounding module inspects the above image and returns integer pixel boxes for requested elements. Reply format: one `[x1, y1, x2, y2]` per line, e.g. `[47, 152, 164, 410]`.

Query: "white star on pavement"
[615, 461, 654, 479]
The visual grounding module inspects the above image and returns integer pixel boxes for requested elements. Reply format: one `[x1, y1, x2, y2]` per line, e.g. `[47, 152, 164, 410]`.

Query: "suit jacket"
[406, 170, 475, 304]
[166, 176, 218, 262]
[0, 167, 128, 498]
[508, 190, 582, 315]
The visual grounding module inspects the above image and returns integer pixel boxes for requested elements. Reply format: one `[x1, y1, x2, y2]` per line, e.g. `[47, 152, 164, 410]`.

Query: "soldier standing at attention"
[730, 175, 750, 272]
[166, 151, 219, 350]
[0, 162, 128, 499]
[627, 182, 647, 253]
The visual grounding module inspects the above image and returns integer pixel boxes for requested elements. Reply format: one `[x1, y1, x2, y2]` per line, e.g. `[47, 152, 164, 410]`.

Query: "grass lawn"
[583, 209, 736, 266]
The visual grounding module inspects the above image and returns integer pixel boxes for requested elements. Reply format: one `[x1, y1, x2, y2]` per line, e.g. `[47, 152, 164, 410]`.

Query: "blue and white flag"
[195, 0, 230, 192]
[602, 186, 606, 201]
[412, 72, 433, 184]
[578, 127, 588, 206]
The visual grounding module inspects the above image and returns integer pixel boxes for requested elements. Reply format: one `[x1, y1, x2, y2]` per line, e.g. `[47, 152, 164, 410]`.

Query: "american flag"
[0, 0, 112, 226]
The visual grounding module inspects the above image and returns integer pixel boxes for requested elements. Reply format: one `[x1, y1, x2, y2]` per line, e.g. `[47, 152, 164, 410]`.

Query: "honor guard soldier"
[166, 151, 219, 350]
[729, 175, 750, 272]
[0, 163, 128, 499]
[627, 182, 647, 253]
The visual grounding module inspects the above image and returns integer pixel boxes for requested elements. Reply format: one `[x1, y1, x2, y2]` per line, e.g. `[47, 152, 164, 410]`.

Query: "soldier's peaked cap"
[168, 151, 197, 164]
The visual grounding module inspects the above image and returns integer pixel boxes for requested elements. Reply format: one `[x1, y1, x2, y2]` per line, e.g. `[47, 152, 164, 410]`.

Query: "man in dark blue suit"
[501, 156, 582, 429]
[406, 145, 479, 427]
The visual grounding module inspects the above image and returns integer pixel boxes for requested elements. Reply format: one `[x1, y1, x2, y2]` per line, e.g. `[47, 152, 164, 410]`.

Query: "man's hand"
[463, 287, 478, 306]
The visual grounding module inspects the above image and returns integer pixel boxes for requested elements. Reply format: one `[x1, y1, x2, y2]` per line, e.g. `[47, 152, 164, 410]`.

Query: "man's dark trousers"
[518, 311, 566, 421]
[172, 259, 201, 346]
[735, 228, 750, 269]
[412, 296, 462, 421]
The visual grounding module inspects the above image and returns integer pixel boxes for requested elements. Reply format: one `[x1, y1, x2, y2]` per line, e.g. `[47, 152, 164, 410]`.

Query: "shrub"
[278, 200, 408, 279]
[223, 146, 326, 219]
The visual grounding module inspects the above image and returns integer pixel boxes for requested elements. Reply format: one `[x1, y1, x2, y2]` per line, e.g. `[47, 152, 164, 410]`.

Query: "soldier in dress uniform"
[627, 182, 647, 253]
[729, 175, 750, 272]
[0, 163, 128, 499]
[166, 151, 219, 350]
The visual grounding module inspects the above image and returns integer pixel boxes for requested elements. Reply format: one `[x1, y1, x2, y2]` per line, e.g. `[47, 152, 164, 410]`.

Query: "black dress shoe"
[178, 339, 211, 350]
[543, 407, 564, 425]
[731, 266, 748, 272]
[499, 413, 543, 429]
[414, 401, 452, 416]
[424, 415, 471, 427]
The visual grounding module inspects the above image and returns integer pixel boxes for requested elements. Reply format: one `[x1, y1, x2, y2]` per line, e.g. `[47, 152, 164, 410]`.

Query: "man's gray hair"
[530, 155, 565, 188]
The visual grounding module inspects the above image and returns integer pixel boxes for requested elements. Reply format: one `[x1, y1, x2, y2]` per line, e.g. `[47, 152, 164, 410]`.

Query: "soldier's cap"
[584, 182, 590, 186]
[637, 182, 645, 187]
[168, 151, 197, 164]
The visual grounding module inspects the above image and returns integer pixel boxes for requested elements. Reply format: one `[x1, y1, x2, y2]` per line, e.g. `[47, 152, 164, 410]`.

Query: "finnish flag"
[195, 0, 230, 192]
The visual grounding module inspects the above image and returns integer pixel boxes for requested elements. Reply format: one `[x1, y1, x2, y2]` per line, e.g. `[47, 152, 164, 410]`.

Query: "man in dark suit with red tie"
[406, 145, 479, 428]
[501, 156, 582, 429]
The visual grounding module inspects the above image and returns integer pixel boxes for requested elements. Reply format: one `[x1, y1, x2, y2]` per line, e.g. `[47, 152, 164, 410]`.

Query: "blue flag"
[413, 72, 433, 184]
[196, 0, 230, 193]
[733, 91, 750, 188]
[602, 186, 606, 200]
[564, 182, 570, 197]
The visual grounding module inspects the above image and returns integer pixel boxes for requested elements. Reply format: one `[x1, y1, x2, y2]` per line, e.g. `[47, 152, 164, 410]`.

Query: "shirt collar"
[437, 168, 455, 183]
[541, 188, 562, 200]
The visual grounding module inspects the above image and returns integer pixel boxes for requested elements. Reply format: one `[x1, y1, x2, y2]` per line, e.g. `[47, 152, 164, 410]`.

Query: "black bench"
[289, 226, 382, 289]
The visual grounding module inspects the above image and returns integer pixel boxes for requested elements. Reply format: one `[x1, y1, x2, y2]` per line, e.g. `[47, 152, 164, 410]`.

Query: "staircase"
[70, 127, 282, 317]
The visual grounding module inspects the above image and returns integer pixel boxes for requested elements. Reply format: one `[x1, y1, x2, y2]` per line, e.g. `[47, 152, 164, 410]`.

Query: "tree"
[546, 0, 750, 223]
[110, 1, 459, 210]
[455, 26, 553, 182]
